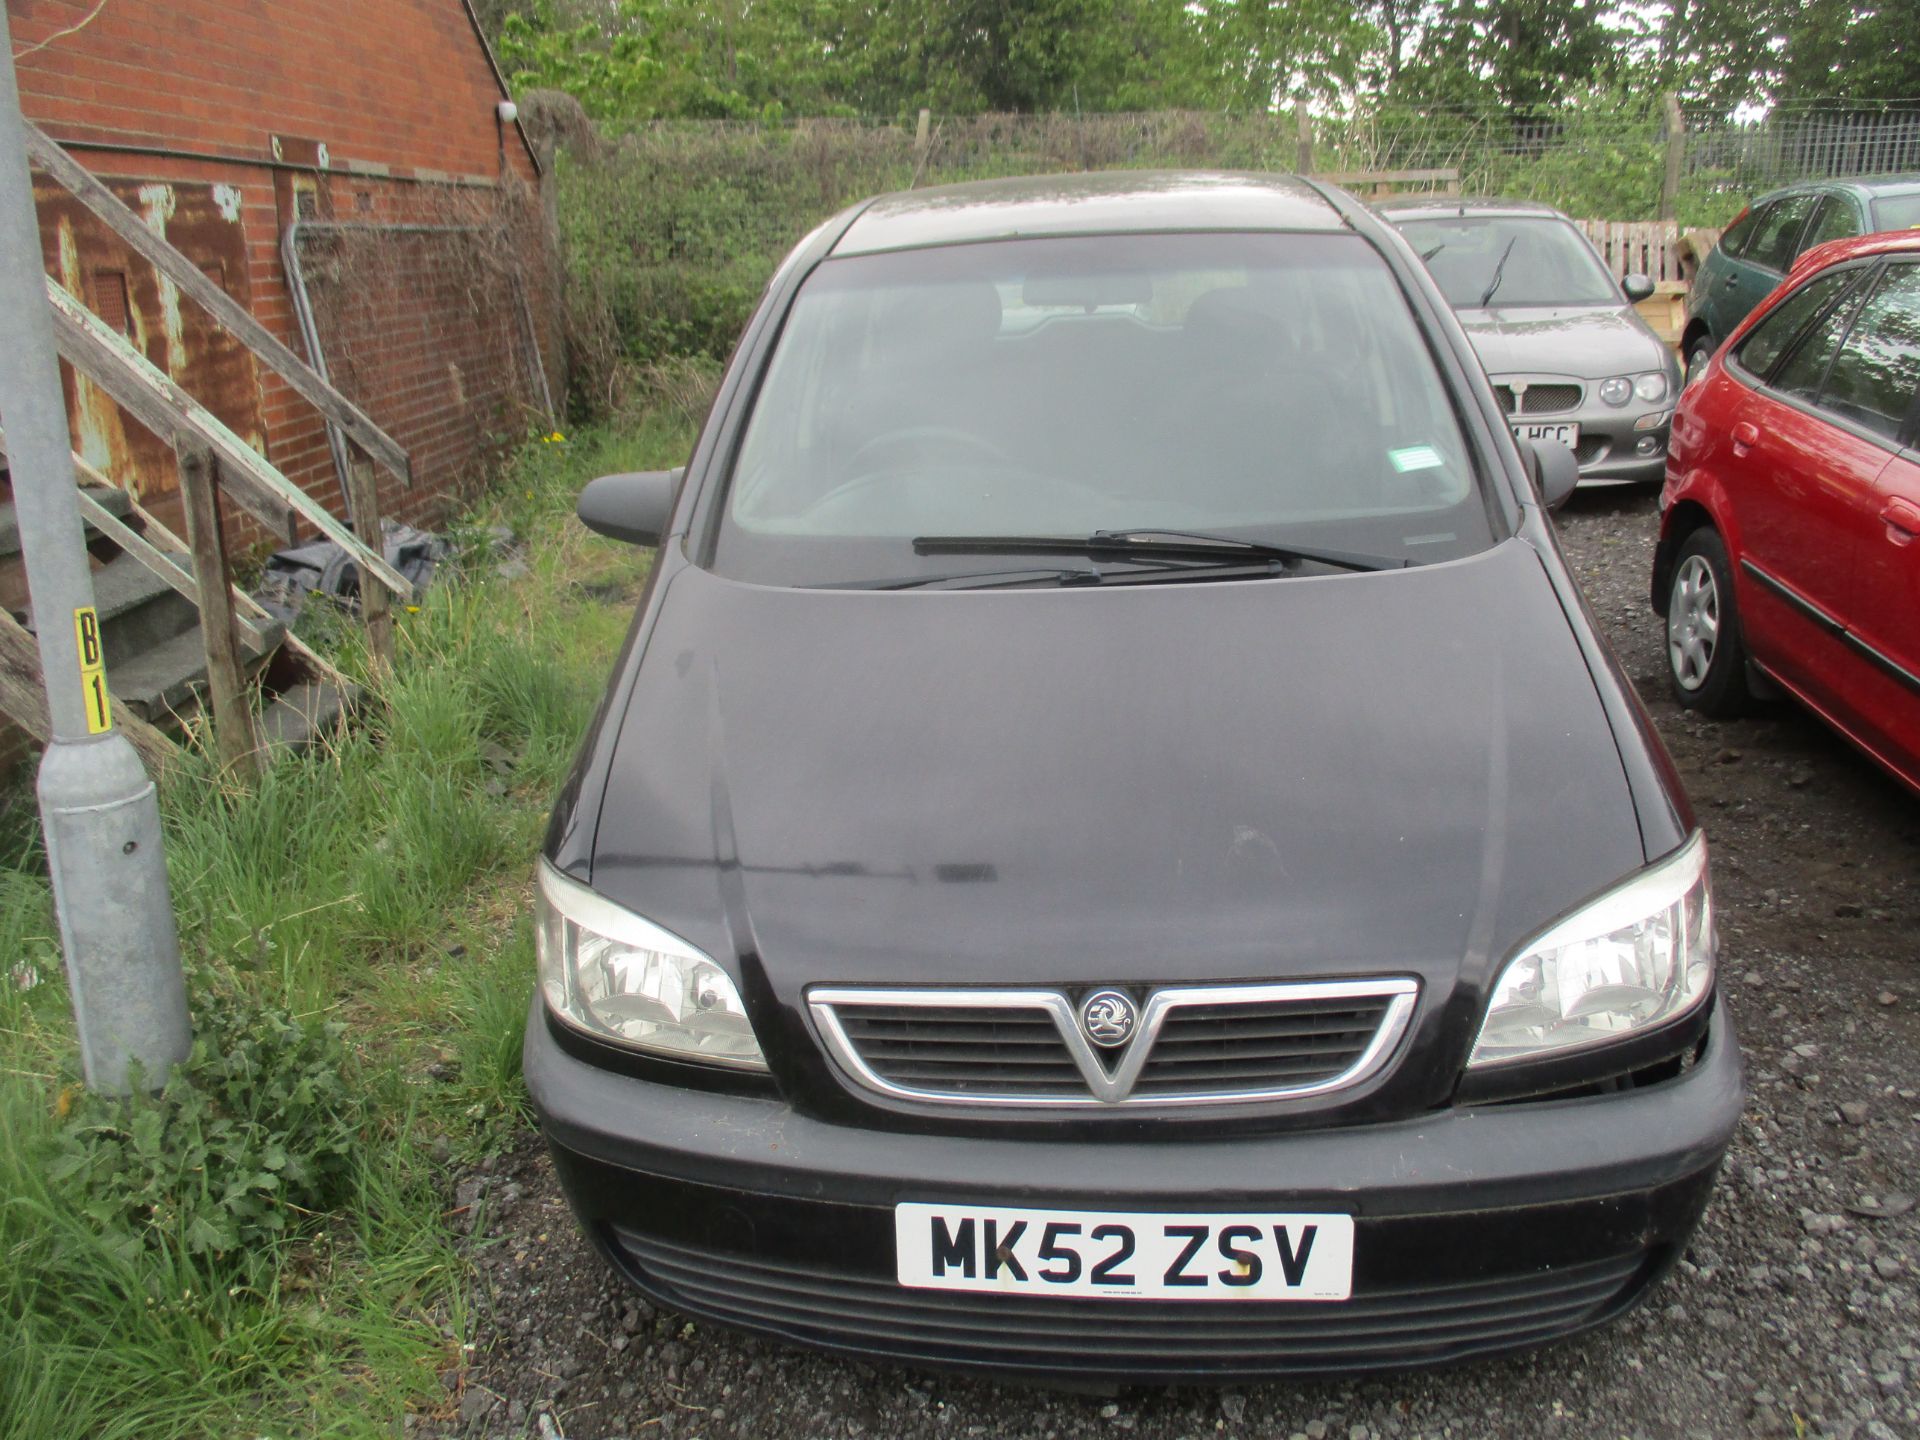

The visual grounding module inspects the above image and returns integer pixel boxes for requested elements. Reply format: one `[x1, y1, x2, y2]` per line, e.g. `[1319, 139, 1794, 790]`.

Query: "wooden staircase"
[2, 121, 416, 776]
[0, 434, 357, 761]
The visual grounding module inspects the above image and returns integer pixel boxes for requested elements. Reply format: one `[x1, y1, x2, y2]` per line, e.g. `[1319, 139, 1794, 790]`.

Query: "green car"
[1682, 176, 1920, 384]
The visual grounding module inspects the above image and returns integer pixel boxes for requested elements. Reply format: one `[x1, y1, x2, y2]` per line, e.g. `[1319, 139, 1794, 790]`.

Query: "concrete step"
[111, 615, 286, 722]
[259, 679, 355, 751]
[0, 486, 133, 559]
[21, 552, 201, 666]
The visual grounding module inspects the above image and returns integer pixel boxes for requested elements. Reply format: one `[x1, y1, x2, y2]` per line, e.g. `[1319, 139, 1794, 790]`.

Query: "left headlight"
[535, 859, 768, 1070]
[1467, 832, 1713, 1069]
[1599, 373, 1669, 407]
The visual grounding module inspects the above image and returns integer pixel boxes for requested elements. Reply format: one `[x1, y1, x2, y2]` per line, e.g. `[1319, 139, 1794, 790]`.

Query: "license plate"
[1512, 421, 1578, 448]
[895, 1202, 1354, 1301]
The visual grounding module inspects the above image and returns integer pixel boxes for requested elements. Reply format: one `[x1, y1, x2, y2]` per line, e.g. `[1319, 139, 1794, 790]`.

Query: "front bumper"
[527, 997, 1742, 1382]
[1569, 406, 1669, 483]
[1503, 396, 1671, 483]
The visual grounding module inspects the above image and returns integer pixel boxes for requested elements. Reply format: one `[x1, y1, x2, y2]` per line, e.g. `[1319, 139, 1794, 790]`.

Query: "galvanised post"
[0, 7, 190, 1093]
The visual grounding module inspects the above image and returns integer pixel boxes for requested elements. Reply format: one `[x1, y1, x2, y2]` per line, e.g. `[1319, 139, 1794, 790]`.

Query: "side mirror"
[1621, 272, 1656, 304]
[1526, 439, 1579, 512]
[577, 468, 682, 547]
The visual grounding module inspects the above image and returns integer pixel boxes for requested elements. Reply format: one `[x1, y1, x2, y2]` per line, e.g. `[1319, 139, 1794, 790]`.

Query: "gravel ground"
[433, 487, 1920, 1440]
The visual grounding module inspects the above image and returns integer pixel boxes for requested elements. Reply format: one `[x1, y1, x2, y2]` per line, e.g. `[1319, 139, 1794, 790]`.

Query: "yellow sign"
[72, 607, 111, 735]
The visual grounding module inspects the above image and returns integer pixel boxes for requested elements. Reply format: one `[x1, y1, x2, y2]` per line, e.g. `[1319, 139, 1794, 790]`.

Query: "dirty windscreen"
[1396, 216, 1620, 309]
[711, 232, 1497, 588]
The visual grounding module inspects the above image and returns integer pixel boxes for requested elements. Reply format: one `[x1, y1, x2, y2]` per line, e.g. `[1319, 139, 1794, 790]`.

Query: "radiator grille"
[810, 980, 1417, 1109]
[1495, 381, 1583, 415]
[832, 1004, 1085, 1098]
[1134, 996, 1393, 1098]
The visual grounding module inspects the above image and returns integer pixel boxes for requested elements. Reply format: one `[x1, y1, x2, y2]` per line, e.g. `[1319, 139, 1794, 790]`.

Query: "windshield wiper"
[807, 565, 1111, 591]
[1478, 236, 1518, 308]
[912, 529, 1408, 574]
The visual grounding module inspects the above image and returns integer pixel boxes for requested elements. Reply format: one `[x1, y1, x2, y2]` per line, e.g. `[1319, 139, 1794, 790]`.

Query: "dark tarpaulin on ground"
[252, 519, 451, 621]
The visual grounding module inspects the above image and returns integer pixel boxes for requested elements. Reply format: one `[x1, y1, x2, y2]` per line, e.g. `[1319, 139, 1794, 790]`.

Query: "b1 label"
[73, 607, 112, 735]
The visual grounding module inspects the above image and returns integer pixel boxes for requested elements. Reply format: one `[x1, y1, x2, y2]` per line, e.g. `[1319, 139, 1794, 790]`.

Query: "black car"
[529, 172, 1742, 1382]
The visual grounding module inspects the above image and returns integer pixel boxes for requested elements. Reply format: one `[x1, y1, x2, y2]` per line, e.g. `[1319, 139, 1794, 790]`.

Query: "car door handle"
[1884, 498, 1920, 545]
[1731, 421, 1759, 456]
[1722, 273, 1740, 288]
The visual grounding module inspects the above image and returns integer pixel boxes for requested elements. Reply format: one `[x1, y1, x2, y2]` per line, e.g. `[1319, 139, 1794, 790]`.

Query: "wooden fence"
[1569, 219, 1724, 348]
[1572, 219, 1722, 286]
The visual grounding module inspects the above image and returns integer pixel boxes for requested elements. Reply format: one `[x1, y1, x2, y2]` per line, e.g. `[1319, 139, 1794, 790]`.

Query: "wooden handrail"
[45, 277, 414, 599]
[23, 119, 413, 488]
[0, 608, 174, 773]
[0, 426, 271, 647]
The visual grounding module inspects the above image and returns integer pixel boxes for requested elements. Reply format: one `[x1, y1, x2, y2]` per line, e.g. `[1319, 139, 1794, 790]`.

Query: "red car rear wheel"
[1666, 527, 1751, 715]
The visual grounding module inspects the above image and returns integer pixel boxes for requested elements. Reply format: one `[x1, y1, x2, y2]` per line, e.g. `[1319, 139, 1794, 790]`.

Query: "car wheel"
[1684, 339, 1713, 387]
[1666, 528, 1749, 715]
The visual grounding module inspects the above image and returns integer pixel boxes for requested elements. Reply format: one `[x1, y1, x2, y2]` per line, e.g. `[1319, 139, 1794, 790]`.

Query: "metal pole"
[0, 7, 190, 1093]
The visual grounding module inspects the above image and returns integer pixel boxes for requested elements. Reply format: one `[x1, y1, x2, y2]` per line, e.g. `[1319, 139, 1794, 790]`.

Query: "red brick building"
[8, 0, 559, 549]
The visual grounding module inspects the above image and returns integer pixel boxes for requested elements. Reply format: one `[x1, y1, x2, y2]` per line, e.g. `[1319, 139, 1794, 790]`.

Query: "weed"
[0, 413, 692, 1440]
[45, 989, 359, 1262]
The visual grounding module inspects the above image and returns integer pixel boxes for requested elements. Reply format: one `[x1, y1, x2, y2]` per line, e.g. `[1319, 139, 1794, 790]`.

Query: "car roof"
[830, 171, 1348, 256]
[1374, 196, 1570, 222]
[1756, 175, 1920, 204]
[1789, 228, 1920, 281]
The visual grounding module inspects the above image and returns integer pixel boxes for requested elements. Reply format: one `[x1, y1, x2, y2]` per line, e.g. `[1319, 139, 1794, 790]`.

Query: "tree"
[809, 0, 1220, 115]
[499, 0, 844, 119]
[1775, 0, 1920, 103]
[1188, 0, 1379, 111]
[1367, 0, 1424, 85]
[1398, 0, 1621, 113]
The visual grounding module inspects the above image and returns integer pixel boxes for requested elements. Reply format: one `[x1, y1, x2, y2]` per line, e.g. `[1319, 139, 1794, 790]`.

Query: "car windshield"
[710, 232, 1497, 588]
[1872, 193, 1920, 230]
[1394, 216, 1620, 309]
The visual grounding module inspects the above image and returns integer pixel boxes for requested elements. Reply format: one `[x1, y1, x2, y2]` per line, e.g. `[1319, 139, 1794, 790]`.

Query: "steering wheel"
[845, 426, 1007, 474]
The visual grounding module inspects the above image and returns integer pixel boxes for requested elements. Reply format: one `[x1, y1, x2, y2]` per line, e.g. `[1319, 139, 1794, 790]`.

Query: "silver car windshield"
[712, 232, 1496, 587]
[1396, 216, 1619, 309]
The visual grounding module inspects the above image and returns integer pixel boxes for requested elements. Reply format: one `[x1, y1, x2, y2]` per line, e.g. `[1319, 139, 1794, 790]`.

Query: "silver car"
[1380, 198, 1682, 485]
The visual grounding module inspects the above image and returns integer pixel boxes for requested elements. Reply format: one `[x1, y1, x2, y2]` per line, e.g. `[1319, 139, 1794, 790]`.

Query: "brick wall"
[12, 0, 524, 182]
[10, 0, 560, 551]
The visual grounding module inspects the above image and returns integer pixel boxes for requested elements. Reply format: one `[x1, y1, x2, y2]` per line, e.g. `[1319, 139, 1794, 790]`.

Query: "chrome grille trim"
[809, 979, 1419, 1108]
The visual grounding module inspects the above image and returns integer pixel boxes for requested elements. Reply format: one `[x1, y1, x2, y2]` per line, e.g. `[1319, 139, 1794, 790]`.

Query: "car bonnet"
[581, 538, 1645, 1010]
[1454, 304, 1669, 380]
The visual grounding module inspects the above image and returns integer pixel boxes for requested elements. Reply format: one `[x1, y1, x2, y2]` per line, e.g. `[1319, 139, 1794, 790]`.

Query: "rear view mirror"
[1621, 272, 1656, 304]
[1022, 273, 1155, 308]
[1526, 440, 1579, 512]
[578, 468, 682, 547]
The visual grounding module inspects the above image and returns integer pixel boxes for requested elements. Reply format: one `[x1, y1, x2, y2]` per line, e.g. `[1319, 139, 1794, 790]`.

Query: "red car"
[1654, 231, 1920, 793]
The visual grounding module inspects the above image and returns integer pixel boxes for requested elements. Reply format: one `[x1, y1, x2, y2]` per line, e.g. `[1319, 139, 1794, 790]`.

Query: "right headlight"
[535, 860, 768, 1070]
[1467, 832, 1713, 1068]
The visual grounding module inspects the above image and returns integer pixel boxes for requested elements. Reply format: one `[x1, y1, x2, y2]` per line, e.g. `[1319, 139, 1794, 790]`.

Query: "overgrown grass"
[0, 414, 694, 1440]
